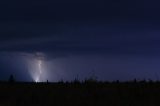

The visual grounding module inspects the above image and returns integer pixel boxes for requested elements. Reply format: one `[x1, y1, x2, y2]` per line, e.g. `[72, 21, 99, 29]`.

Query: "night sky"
[0, 0, 160, 82]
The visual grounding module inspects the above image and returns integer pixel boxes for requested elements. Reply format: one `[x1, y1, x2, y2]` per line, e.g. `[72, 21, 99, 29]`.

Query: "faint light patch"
[35, 76, 40, 83]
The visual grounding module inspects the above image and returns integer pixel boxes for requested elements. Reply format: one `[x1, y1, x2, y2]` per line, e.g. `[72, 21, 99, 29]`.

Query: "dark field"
[0, 81, 160, 106]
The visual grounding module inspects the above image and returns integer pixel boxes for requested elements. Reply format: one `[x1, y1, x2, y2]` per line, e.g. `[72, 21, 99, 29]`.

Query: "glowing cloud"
[25, 52, 48, 82]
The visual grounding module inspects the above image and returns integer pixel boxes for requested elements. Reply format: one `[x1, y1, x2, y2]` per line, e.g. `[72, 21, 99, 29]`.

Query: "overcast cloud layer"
[0, 0, 160, 81]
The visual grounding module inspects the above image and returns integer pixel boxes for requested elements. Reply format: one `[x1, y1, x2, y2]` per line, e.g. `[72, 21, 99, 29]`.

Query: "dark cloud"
[0, 0, 160, 81]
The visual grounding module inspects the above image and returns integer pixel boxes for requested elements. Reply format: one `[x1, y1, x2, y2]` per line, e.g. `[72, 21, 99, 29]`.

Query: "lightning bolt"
[35, 60, 42, 82]
[38, 60, 42, 74]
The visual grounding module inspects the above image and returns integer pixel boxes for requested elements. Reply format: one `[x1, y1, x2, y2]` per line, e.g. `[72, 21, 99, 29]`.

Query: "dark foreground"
[0, 81, 160, 106]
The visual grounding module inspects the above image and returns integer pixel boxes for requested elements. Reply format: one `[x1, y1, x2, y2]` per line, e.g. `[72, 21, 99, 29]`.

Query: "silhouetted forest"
[0, 78, 160, 106]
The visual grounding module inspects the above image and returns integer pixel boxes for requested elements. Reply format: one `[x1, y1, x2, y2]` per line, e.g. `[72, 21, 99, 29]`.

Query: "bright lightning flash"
[35, 60, 43, 82]
[27, 52, 49, 83]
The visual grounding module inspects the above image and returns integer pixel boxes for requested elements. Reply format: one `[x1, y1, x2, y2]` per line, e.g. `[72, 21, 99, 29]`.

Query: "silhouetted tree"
[148, 79, 153, 84]
[73, 74, 80, 84]
[73, 78, 80, 84]
[8, 74, 15, 83]
[133, 78, 137, 83]
[116, 80, 119, 83]
[85, 70, 98, 83]
[58, 79, 64, 84]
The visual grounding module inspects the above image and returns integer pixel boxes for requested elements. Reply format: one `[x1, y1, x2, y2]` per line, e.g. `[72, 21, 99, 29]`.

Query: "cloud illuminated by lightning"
[22, 52, 48, 82]
[0, 51, 55, 82]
